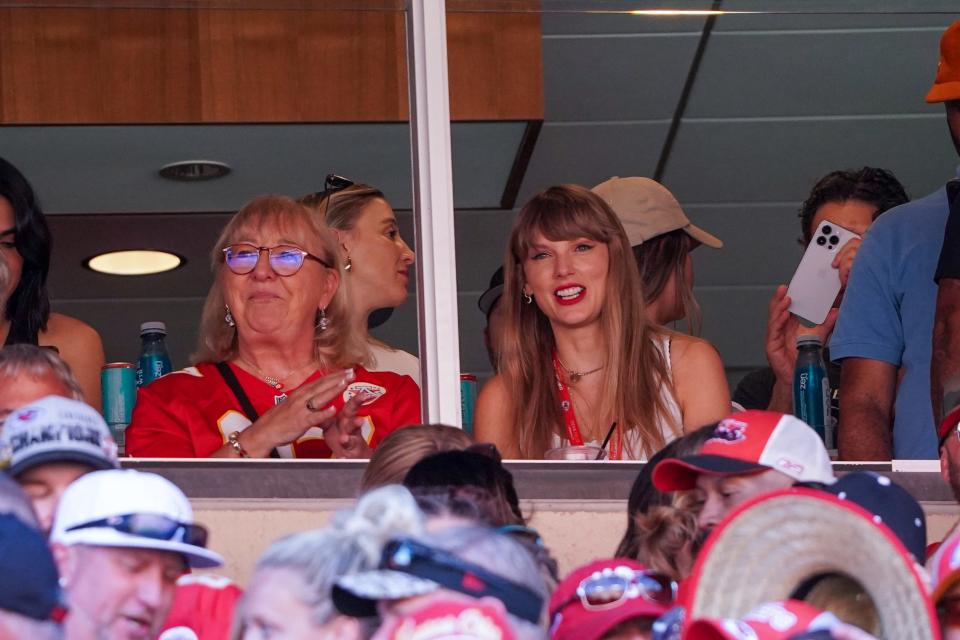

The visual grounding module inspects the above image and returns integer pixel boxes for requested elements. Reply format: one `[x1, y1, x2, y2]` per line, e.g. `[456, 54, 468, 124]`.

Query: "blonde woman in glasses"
[126, 195, 420, 459]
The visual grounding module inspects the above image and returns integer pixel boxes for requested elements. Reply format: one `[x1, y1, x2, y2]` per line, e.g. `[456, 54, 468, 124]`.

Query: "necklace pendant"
[569, 372, 582, 384]
[264, 376, 282, 390]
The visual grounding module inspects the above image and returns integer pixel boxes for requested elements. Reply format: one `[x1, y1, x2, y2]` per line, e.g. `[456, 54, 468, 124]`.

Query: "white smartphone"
[786, 220, 861, 325]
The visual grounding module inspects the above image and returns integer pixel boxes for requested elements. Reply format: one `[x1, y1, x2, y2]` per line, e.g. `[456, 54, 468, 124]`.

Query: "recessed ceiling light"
[85, 250, 184, 276]
[158, 160, 231, 182]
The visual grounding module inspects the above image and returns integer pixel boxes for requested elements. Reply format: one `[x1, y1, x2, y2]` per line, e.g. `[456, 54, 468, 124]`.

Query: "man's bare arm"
[838, 358, 897, 460]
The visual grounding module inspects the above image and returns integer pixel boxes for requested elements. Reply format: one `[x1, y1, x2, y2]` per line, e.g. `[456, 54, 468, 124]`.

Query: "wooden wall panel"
[196, 10, 408, 122]
[0, 9, 200, 123]
[447, 11, 543, 120]
[0, 7, 542, 124]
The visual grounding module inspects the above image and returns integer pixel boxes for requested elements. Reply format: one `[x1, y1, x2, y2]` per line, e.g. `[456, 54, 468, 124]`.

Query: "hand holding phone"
[786, 220, 861, 325]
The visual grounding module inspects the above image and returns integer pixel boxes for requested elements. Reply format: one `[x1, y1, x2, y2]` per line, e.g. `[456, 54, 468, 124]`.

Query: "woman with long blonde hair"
[474, 185, 729, 460]
[300, 179, 418, 382]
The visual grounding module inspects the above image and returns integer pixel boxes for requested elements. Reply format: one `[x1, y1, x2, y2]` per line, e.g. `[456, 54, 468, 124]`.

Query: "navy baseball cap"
[0, 513, 66, 621]
[478, 266, 505, 317]
[819, 471, 926, 562]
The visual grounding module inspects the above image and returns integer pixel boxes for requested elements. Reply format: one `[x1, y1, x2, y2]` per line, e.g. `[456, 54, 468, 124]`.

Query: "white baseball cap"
[50, 469, 223, 568]
[1, 395, 119, 477]
[592, 176, 723, 249]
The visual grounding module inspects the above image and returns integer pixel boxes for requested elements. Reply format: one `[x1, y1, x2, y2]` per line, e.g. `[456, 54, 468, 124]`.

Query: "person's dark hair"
[410, 484, 561, 592]
[614, 423, 718, 558]
[0, 157, 51, 344]
[403, 447, 524, 525]
[631, 229, 701, 333]
[798, 167, 909, 244]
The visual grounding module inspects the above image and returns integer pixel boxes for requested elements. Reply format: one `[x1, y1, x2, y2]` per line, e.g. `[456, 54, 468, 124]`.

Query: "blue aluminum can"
[102, 362, 136, 454]
[460, 374, 478, 435]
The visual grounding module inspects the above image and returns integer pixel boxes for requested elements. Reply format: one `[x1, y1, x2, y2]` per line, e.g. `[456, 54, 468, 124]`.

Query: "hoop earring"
[224, 305, 236, 327]
[523, 293, 533, 305]
[344, 255, 353, 272]
[317, 308, 330, 331]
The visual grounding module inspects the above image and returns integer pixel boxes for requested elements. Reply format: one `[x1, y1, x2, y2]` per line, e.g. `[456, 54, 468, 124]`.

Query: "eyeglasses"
[222, 244, 332, 276]
[553, 566, 676, 617]
[380, 538, 544, 624]
[65, 513, 209, 548]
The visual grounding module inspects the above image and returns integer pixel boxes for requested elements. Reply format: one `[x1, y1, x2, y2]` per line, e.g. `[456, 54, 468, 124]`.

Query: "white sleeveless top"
[366, 343, 421, 386]
[549, 334, 682, 461]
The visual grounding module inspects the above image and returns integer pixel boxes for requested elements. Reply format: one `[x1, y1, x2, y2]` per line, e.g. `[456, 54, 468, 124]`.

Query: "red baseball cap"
[652, 411, 835, 492]
[685, 600, 842, 640]
[372, 596, 516, 640]
[548, 558, 676, 640]
[927, 20, 960, 103]
[938, 405, 960, 450]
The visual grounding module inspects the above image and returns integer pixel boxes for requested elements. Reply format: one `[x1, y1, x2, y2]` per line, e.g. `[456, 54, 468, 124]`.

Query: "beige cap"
[592, 176, 723, 249]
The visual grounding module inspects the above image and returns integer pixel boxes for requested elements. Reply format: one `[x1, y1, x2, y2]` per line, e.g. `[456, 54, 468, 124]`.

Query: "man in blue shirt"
[831, 20, 960, 460]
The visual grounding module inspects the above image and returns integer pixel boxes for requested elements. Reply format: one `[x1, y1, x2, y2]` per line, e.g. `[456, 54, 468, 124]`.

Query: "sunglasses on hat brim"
[65, 513, 208, 548]
[380, 538, 543, 625]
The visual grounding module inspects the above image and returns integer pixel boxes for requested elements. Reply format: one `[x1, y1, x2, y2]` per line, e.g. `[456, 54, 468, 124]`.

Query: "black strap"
[215, 362, 280, 458]
[936, 178, 960, 283]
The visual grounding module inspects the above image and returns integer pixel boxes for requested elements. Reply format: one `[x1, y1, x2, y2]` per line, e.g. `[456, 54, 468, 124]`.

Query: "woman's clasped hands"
[237, 368, 376, 459]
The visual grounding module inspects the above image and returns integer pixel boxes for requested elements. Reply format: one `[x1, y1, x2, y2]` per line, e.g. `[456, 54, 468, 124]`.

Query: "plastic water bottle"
[137, 321, 172, 387]
[793, 334, 832, 447]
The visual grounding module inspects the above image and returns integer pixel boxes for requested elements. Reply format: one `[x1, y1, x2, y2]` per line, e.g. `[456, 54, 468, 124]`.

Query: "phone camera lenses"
[816, 237, 827, 246]
[822, 225, 832, 235]
[829, 235, 840, 245]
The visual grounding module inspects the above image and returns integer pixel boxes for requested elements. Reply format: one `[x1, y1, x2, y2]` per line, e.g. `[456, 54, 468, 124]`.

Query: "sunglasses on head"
[222, 243, 332, 277]
[380, 538, 543, 625]
[66, 513, 209, 548]
[308, 173, 356, 219]
[553, 566, 676, 620]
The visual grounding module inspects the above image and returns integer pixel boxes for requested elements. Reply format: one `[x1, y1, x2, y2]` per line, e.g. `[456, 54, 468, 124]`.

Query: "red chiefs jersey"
[126, 362, 420, 458]
[158, 574, 242, 640]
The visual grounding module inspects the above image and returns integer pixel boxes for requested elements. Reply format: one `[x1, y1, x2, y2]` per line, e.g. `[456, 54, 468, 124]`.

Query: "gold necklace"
[556, 356, 604, 384]
[237, 357, 317, 391]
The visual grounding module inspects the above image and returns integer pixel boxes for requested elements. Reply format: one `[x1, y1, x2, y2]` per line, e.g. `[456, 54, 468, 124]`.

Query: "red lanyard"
[551, 352, 622, 460]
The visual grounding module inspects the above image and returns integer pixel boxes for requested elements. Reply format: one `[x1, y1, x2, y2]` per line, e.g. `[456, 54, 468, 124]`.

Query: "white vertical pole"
[406, 0, 462, 425]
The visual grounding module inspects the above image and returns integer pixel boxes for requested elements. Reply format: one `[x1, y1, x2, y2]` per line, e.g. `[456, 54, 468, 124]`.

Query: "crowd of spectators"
[2, 14, 960, 640]
[2, 399, 958, 639]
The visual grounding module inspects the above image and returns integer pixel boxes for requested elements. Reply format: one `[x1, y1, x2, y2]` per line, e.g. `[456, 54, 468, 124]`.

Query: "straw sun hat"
[685, 488, 938, 640]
